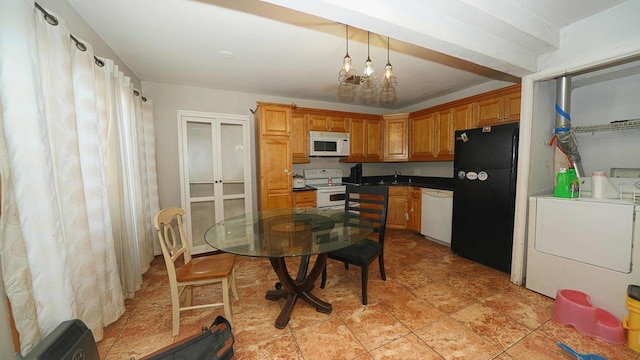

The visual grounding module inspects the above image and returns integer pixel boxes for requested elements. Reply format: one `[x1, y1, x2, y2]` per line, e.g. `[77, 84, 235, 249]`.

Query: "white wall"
[142, 81, 394, 212]
[144, 80, 499, 214]
[570, 74, 640, 175]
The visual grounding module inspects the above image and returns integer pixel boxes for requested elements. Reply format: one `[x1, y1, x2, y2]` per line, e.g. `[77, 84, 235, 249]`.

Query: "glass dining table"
[204, 207, 373, 329]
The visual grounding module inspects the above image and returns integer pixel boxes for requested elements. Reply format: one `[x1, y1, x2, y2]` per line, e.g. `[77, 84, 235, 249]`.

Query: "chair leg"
[171, 291, 180, 336]
[320, 265, 327, 289]
[379, 254, 386, 281]
[185, 284, 193, 306]
[222, 278, 233, 326]
[230, 268, 239, 301]
[361, 266, 368, 305]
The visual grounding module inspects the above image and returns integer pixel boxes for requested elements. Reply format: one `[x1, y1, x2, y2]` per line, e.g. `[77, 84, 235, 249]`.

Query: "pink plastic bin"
[553, 289, 625, 344]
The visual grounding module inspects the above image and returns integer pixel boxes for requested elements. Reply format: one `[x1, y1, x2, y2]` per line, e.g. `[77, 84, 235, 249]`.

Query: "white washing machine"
[526, 179, 640, 319]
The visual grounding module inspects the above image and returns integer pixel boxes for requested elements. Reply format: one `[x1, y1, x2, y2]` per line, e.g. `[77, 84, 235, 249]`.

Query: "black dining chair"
[320, 184, 389, 305]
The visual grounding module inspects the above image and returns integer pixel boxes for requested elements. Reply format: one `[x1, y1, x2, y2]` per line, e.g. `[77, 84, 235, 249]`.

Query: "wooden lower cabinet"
[408, 187, 422, 233]
[387, 186, 409, 229]
[293, 190, 316, 208]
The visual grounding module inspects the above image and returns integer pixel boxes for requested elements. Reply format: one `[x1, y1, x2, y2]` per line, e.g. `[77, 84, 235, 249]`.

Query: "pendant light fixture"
[360, 32, 376, 88]
[338, 25, 357, 86]
[382, 37, 396, 88]
[337, 25, 397, 106]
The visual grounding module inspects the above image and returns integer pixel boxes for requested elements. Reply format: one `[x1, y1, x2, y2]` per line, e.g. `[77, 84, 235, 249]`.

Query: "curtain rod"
[33, 2, 147, 102]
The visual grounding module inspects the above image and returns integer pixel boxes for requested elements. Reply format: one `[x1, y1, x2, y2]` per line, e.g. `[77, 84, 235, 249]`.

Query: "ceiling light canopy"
[337, 25, 397, 107]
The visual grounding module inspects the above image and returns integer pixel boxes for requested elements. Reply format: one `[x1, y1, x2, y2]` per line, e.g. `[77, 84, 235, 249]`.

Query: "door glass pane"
[220, 123, 245, 196]
[190, 183, 214, 197]
[187, 121, 215, 197]
[190, 201, 216, 248]
[222, 183, 244, 195]
[223, 198, 246, 220]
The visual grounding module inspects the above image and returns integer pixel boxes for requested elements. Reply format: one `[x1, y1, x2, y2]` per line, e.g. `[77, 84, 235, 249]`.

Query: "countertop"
[292, 186, 317, 192]
[342, 175, 454, 191]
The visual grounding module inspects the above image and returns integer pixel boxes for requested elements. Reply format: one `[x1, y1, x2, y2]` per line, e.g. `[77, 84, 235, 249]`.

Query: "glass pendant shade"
[363, 57, 374, 77]
[384, 62, 393, 80]
[342, 53, 352, 74]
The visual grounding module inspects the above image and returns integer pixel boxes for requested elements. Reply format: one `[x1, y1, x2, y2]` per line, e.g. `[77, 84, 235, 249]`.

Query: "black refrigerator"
[451, 122, 519, 274]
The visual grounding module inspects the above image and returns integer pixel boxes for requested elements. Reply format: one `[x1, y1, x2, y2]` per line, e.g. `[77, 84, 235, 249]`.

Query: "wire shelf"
[573, 118, 640, 133]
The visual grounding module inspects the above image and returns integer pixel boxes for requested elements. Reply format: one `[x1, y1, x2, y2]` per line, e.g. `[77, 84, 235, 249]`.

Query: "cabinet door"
[260, 136, 292, 209]
[387, 186, 409, 229]
[409, 112, 436, 160]
[364, 119, 382, 160]
[308, 113, 349, 132]
[408, 187, 422, 233]
[383, 114, 408, 161]
[475, 97, 502, 127]
[291, 110, 309, 163]
[348, 117, 381, 161]
[308, 114, 331, 131]
[259, 104, 290, 136]
[179, 112, 253, 254]
[503, 91, 521, 122]
[330, 116, 349, 132]
[293, 190, 316, 208]
[453, 103, 474, 131]
[436, 108, 454, 158]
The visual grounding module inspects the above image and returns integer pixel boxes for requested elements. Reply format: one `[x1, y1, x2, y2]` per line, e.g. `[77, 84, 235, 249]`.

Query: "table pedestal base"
[265, 253, 332, 329]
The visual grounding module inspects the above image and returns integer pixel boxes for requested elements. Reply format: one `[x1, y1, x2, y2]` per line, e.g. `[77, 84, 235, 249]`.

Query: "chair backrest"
[344, 185, 389, 243]
[153, 207, 193, 278]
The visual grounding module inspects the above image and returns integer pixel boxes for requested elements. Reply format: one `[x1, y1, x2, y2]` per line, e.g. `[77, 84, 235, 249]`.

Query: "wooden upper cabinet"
[382, 113, 409, 161]
[409, 111, 436, 161]
[291, 109, 309, 163]
[436, 108, 454, 158]
[473, 85, 521, 127]
[258, 103, 290, 136]
[503, 90, 521, 122]
[453, 103, 474, 132]
[308, 113, 349, 132]
[348, 116, 382, 162]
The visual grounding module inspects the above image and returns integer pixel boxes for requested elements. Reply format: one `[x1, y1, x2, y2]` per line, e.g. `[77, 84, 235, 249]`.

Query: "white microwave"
[309, 131, 350, 156]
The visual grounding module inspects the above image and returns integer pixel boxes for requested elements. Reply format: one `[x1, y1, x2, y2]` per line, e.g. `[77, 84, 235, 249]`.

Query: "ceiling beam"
[261, 0, 560, 77]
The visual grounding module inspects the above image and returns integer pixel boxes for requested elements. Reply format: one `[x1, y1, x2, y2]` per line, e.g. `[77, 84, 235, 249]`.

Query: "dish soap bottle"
[554, 168, 571, 198]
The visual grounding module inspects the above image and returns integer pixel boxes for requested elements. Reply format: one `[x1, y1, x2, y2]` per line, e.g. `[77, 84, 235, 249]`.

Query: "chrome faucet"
[393, 171, 401, 184]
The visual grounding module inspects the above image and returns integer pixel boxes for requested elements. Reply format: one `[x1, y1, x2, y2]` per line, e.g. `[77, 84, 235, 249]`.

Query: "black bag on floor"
[139, 316, 234, 360]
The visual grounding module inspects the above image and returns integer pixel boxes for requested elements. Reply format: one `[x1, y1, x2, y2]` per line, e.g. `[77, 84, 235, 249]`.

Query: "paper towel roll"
[592, 171, 618, 199]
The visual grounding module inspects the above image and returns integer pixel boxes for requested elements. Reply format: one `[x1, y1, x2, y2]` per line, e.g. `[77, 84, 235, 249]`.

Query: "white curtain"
[0, 0, 159, 355]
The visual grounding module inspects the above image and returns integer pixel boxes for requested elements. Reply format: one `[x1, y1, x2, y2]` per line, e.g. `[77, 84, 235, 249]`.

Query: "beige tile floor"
[97, 229, 640, 359]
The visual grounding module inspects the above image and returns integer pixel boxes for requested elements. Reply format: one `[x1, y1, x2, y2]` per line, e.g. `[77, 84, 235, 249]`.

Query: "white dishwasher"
[420, 188, 453, 246]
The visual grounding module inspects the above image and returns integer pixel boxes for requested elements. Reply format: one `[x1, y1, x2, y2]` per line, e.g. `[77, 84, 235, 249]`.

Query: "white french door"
[178, 111, 252, 254]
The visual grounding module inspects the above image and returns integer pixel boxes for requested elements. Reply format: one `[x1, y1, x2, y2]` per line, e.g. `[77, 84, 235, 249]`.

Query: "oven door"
[316, 187, 346, 208]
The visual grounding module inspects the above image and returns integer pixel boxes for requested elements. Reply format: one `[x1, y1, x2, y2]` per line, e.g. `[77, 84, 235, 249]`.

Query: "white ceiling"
[65, 0, 627, 110]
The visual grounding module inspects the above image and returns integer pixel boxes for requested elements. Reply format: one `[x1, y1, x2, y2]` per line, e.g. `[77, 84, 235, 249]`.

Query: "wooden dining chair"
[320, 185, 389, 305]
[153, 207, 239, 336]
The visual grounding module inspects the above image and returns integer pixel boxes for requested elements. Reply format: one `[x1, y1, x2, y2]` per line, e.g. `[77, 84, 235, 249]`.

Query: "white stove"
[303, 169, 346, 209]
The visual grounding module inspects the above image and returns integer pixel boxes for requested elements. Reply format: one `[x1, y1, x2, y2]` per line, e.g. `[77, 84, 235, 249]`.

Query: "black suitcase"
[138, 316, 234, 360]
[23, 319, 99, 360]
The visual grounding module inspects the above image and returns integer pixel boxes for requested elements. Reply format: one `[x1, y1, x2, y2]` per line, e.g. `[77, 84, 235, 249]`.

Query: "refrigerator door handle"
[508, 128, 519, 207]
